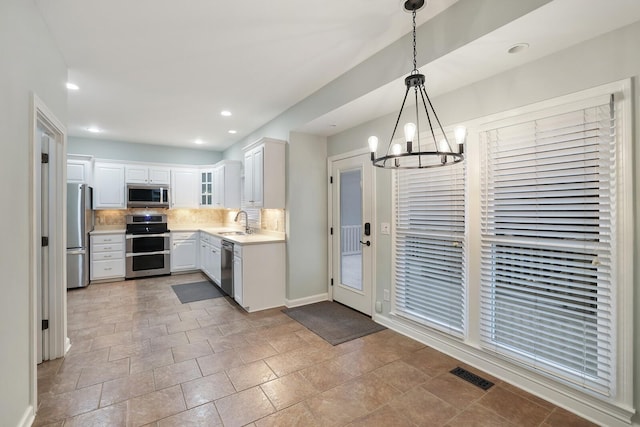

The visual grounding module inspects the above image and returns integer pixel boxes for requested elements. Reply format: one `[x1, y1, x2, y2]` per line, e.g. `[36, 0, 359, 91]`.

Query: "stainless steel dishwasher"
[220, 240, 234, 297]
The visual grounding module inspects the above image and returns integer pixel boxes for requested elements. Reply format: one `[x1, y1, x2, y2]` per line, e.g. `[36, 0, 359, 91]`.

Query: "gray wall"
[327, 20, 640, 424]
[0, 0, 68, 424]
[286, 132, 328, 300]
[69, 136, 222, 165]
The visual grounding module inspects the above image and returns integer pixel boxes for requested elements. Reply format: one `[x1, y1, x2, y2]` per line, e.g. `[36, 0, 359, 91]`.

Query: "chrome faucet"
[234, 210, 250, 234]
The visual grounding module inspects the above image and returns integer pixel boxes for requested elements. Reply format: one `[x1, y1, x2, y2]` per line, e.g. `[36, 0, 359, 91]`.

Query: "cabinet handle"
[104, 255, 111, 258]
[103, 246, 111, 250]
[103, 239, 112, 242]
[105, 267, 112, 271]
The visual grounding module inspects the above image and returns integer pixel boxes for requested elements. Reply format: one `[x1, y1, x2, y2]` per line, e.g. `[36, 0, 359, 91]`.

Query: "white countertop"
[91, 224, 285, 245]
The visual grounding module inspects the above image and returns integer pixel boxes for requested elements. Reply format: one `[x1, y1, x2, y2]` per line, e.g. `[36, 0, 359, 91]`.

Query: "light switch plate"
[381, 222, 390, 235]
[383, 289, 390, 301]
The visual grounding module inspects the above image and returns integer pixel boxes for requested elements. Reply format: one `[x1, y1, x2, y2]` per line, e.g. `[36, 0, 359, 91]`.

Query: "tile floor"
[35, 273, 597, 426]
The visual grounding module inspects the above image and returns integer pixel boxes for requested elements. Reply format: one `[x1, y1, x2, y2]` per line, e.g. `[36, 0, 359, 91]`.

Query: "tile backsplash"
[95, 208, 285, 233]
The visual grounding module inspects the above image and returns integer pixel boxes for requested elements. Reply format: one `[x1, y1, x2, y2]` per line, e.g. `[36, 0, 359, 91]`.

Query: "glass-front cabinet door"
[200, 169, 214, 206]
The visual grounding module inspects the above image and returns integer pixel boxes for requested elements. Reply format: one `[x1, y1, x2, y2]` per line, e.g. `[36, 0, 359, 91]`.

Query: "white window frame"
[387, 79, 633, 424]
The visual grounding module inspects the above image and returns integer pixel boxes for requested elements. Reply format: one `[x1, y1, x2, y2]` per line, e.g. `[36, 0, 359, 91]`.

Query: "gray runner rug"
[282, 301, 386, 345]
[171, 281, 225, 304]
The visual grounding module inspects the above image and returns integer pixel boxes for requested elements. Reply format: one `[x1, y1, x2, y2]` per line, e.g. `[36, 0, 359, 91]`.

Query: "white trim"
[285, 293, 329, 308]
[30, 93, 68, 417]
[16, 405, 35, 427]
[376, 313, 635, 427]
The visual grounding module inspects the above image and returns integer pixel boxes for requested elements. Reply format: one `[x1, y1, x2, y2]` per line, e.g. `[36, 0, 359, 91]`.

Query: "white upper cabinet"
[199, 168, 214, 207]
[171, 168, 199, 208]
[242, 138, 285, 208]
[125, 164, 170, 185]
[93, 162, 125, 209]
[213, 160, 241, 209]
[67, 155, 94, 184]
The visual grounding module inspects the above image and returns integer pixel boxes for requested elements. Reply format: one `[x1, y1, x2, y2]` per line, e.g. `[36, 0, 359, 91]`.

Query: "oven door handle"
[125, 250, 170, 257]
[125, 233, 170, 239]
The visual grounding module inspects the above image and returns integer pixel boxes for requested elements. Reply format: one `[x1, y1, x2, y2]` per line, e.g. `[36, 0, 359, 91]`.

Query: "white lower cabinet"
[233, 242, 285, 312]
[91, 233, 125, 280]
[171, 231, 199, 272]
[199, 232, 221, 285]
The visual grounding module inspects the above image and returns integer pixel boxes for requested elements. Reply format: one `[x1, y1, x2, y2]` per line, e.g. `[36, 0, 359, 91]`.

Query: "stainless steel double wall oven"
[125, 214, 170, 279]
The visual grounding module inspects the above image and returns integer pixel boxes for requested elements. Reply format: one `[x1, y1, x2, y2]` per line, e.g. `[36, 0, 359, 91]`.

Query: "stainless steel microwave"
[126, 185, 170, 208]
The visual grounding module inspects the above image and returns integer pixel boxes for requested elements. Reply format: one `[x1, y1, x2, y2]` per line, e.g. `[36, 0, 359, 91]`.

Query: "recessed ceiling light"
[194, 139, 204, 145]
[228, 130, 237, 134]
[220, 110, 232, 117]
[86, 126, 101, 133]
[66, 82, 79, 91]
[508, 43, 529, 54]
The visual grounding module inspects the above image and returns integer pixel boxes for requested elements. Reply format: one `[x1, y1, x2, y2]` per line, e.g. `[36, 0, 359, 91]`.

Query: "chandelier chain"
[412, 9, 417, 73]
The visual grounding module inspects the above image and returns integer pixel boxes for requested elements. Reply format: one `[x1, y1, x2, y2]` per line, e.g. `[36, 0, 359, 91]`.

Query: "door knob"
[359, 240, 371, 247]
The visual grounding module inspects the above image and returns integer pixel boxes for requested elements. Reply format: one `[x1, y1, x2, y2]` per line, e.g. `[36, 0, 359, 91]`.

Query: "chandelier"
[369, 0, 465, 169]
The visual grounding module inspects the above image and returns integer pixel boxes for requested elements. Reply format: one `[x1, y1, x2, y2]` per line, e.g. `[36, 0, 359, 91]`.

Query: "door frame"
[29, 93, 68, 412]
[327, 147, 376, 313]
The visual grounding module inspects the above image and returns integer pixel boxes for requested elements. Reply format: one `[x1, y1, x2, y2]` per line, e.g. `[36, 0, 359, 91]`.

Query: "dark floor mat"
[171, 281, 225, 304]
[282, 301, 386, 345]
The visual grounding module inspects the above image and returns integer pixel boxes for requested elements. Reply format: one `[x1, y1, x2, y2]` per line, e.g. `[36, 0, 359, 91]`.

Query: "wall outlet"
[383, 289, 390, 301]
[381, 222, 390, 235]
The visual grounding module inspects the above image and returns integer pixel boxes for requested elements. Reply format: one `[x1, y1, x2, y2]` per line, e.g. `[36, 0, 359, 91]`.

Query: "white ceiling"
[36, 0, 640, 151]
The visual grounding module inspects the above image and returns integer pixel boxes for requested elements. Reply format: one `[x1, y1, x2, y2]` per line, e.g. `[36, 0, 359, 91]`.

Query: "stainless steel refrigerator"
[67, 183, 94, 289]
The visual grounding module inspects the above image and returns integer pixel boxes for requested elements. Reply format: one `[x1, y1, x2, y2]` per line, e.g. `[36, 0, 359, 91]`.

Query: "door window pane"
[340, 169, 362, 291]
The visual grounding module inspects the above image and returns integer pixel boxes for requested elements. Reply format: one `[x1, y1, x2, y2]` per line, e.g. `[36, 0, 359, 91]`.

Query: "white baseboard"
[65, 336, 71, 354]
[17, 405, 35, 427]
[285, 293, 328, 308]
[375, 313, 635, 427]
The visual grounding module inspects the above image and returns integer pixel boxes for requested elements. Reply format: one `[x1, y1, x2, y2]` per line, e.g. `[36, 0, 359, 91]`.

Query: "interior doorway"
[328, 150, 375, 315]
[30, 94, 67, 413]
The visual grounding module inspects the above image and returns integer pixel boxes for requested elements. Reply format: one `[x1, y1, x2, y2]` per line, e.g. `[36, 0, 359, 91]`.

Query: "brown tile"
[37, 371, 79, 396]
[171, 340, 213, 362]
[185, 325, 223, 343]
[422, 372, 487, 408]
[265, 332, 309, 353]
[178, 308, 210, 321]
[237, 342, 278, 363]
[207, 334, 248, 353]
[543, 407, 599, 427]
[157, 402, 222, 426]
[196, 350, 244, 376]
[332, 349, 386, 376]
[127, 385, 187, 426]
[263, 346, 325, 376]
[100, 371, 155, 407]
[149, 332, 189, 352]
[153, 359, 202, 389]
[68, 323, 116, 342]
[227, 360, 278, 391]
[166, 318, 202, 334]
[403, 346, 460, 377]
[181, 372, 236, 408]
[130, 348, 175, 374]
[58, 348, 110, 374]
[131, 324, 169, 342]
[33, 384, 102, 425]
[388, 385, 459, 426]
[299, 359, 357, 392]
[346, 405, 415, 427]
[373, 359, 430, 392]
[254, 402, 319, 427]
[76, 358, 130, 388]
[62, 401, 127, 427]
[90, 330, 133, 350]
[500, 381, 555, 410]
[108, 340, 152, 361]
[478, 385, 552, 427]
[214, 386, 275, 427]
[218, 319, 254, 336]
[147, 313, 182, 327]
[260, 372, 318, 410]
[446, 403, 516, 427]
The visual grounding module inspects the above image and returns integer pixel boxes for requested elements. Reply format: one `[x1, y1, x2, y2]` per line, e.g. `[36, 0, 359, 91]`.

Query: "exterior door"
[330, 152, 374, 315]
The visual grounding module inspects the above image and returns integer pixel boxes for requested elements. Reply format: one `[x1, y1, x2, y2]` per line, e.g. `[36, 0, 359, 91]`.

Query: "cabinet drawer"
[93, 243, 124, 253]
[92, 259, 125, 279]
[172, 231, 198, 241]
[92, 251, 123, 261]
[92, 234, 125, 245]
[200, 232, 210, 244]
[233, 245, 242, 257]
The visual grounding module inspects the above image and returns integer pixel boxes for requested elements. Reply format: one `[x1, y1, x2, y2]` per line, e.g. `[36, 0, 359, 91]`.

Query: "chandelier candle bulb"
[404, 122, 417, 153]
[368, 136, 378, 161]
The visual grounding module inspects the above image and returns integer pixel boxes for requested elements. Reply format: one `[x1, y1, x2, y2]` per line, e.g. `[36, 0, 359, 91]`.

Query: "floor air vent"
[450, 367, 494, 390]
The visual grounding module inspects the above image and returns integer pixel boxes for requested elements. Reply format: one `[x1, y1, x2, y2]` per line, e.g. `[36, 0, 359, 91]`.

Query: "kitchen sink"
[218, 231, 247, 236]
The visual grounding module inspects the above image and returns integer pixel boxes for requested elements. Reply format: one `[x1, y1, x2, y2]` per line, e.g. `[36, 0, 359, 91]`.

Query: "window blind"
[394, 155, 466, 336]
[479, 96, 616, 396]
